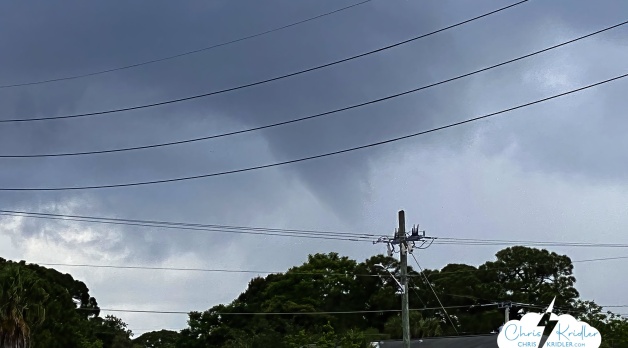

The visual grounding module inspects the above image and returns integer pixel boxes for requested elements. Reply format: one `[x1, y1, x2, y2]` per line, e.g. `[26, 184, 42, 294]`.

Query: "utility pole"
[398, 210, 411, 348]
[374, 210, 436, 348]
[498, 301, 512, 324]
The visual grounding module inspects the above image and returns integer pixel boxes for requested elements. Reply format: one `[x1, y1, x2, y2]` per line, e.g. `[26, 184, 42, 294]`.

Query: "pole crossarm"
[372, 211, 438, 348]
[373, 226, 436, 256]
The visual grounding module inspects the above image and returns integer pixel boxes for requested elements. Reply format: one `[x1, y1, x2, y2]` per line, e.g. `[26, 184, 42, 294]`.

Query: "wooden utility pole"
[398, 210, 410, 348]
[373, 210, 435, 348]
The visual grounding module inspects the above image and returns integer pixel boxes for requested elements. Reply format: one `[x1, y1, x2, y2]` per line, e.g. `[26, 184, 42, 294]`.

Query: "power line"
[439, 237, 628, 245]
[417, 292, 622, 319]
[0, 1, 373, 89]
[433, 240, 628, 248]
[87, 304, 490, 316]
[408, 279, 429, 308]
[26, 262, 380, 277]
[96, 309, 189, 315]
[98, 301, 621, 315]
[3, 19, 625, 158]
[9, 257, 626, 314]
[0, 209, 375, 237]
[4, 210, 628, 249]
[0, 211, 373, 242]
[57, 269, 628, 317]
[2, 71, 625, 191]
[9, 252, 625, 280]
[0, 1, 526, 123]
[94, 301, 621, 316]
[130, 328, 182, 333]
[113, 299, 621, 317]
[518, 303, 590, 316]
[411, 253, 459, 335]
[572, 256, 628, 263]
[424, 255, 628, 278]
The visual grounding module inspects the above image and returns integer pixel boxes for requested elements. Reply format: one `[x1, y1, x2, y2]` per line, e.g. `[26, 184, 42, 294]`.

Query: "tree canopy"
[3, 246, 627, 348]
[132, 330, 178, 348]
[173, 247, 628, 347]
[0, 258, 133, 348]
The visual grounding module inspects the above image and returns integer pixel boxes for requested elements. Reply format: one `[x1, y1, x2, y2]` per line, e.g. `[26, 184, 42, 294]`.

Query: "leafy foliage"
[573, 300, 628, 348]
[285, 322, 368, 348]
[0, 258, 132, 348]
[132, 330, 179, 348]
[0, 264, 47, 348]
[3, 245, 628, 347]
[416, 246, 582, 333]
[479, 246, 579, 307]
[175, 247, 628, 347]
[383, 312, 442, 339]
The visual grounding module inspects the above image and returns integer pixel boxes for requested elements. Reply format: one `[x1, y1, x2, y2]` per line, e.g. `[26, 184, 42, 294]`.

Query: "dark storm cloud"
[0, 0, 627, 263]
[4, 0, 628, 332]
[0, 0, 461, 234]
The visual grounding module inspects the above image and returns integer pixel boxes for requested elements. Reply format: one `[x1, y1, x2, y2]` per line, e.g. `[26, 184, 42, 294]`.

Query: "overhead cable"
[425, 256, 628, 278]
[2, 19, 625, 157]
[88, 302, 623, 316]
[0, 210, 377, 242]
[8, 253, 626, 277]
[0, 213, 371, 243]
[411, 253, 459, 334]
[1, 71, 625, 191]
[0, 1, 526, 123]
[0, 1, 373, 89]
[85, 304, 495, 316]
[434, 240, 628, 248]
[3, 209, 628, 250]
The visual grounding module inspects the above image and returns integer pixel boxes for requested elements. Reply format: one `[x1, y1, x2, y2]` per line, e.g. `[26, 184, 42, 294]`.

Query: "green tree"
[285, 322, 367, 348]
[0, 258, 131, 348]
[478, 246, 579, 309]
[88, 315, 134, 348]
[176, 248, 624, 346]
[0, 265, 48, 348]
[573, 300, 628, 348]
[80, 337, 104, 348]
[132, 330, 179, 348]
[176, 252, 423, 347]
[0, 259, 101, 348]
[383, 312, 442, 339]
[416, 246, 581, 333]
[422, 263, 501, 334]
[195, 253, 367, 346]
[353, 254, 423, 333]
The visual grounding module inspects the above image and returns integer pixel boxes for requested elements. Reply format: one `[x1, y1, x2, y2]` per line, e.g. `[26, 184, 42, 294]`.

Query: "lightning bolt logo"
[536, 298, 559, 348]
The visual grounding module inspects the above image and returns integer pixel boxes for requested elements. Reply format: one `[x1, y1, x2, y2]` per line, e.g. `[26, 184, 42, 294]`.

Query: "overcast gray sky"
[1, 0, 627, 334]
